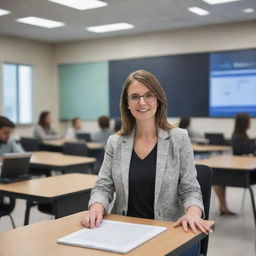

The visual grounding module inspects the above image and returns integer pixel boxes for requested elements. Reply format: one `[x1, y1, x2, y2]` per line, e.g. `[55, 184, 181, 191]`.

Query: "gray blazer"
[89, 127, 204, 221]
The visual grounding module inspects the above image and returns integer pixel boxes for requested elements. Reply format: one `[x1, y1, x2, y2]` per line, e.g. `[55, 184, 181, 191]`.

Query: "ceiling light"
[188, 7, 209, 16]
[86, 23, 134, 33]
[202, 0, 241, 4]
[0, 9, 10, 16]
[16, 16, 65, 28]
[48, 0, 107, 10]
[243, 8, 255, 13]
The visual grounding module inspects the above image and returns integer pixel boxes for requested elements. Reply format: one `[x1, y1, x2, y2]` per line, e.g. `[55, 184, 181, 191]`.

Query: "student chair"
[63, 142, 89, 156]
[0, 197, 16, 228]
[204, 133, 228, 145]
[195, 164, 213, 256]
[76, 133, 92, 142]
[20, 137, 41, 151]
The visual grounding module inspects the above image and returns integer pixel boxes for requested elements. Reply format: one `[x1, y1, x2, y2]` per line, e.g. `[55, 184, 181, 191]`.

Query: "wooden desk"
[196, 155, 256, 225]
[0, 174, 97, 225]
[30, 151, 96, 173]
[192, 144, 231, 154]
[0, 212, 214, 256]
[42, 139, 104, 150]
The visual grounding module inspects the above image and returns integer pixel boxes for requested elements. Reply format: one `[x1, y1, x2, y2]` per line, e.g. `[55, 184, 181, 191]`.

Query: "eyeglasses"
[127, 92, 156, 103]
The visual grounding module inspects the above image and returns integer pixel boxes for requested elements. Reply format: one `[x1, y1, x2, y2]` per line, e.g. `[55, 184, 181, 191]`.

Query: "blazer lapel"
[120, 130, 134, 208]
[154, 129, 170, 205]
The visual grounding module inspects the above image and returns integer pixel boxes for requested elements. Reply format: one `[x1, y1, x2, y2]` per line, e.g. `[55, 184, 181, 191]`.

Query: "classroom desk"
[192, 144, 231, 154]
[0, 212, 214, 256]
[30, 151, 96, 173]
[196, 155, 256, 225]
[0, 174, 97, 225]
[42, 139, 104, 150]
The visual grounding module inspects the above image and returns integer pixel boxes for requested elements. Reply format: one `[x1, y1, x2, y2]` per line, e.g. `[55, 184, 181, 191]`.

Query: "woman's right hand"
[81, 203, 105, 228]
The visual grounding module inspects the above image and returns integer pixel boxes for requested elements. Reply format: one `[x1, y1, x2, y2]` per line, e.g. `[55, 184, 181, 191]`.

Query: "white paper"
[57, 220, 167, 254]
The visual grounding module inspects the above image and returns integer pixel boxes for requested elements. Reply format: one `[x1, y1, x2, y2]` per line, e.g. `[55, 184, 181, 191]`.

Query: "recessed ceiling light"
[243, 8, 255, 13]
[188, 7, 209, 16]
[86, 23, 134, 33]
[48, 0, 107, 10]
[0, 9, 10, 16]
[202, 0, 241, 4]
[16, 16, 65, 29]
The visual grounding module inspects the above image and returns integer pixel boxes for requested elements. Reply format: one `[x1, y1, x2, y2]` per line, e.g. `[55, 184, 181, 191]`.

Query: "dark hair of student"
[119, 70, 174, 135]
[179, 116, 190, 129]
[0, 116, 15, 129]
[232, 113, 250, 139]
[38, 111, 50, 130]
[98, 116, 110, 130]
[71, 117, 80, 127]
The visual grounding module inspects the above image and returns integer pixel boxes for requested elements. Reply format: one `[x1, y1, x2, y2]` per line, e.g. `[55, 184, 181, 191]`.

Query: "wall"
[0, 36, 58, 138]
[54, 21, 256, 138]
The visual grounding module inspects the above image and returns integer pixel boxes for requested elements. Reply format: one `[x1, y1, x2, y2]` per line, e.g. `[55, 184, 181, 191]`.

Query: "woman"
[231, 113, 256, 156]
[65, 117, 83, 140]
[34, 111, 60, 140]
[81, 70, 212, 255]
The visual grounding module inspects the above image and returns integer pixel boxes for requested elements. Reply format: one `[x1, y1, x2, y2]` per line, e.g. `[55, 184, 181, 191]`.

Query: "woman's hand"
[174, 206, 213, 235]
[81, 203, 105, 228]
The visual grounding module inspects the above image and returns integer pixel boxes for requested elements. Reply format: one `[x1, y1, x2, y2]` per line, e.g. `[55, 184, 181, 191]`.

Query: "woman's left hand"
[174, 206, 213, 235]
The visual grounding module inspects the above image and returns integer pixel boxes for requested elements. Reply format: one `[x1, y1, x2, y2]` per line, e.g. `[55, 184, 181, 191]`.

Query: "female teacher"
[81, 70, 212, 256]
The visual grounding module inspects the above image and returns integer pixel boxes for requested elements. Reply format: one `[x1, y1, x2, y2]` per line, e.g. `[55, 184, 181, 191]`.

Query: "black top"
[127, 144, 157, 219]
[231, 134, 256, 155]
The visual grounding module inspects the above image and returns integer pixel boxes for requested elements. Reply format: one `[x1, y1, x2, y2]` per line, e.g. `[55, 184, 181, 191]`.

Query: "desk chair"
[195, 164, 213, 256]
[204, 133, 228, 145]
[76, 133, 92, 142]
[20, 137, 51, 177]
[63, 142, 89, 157]
[0, 197, 16, 228]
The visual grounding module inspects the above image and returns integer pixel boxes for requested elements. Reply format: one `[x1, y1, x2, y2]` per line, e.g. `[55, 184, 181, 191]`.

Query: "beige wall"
[54, 21, 256, 138]
[0, 36, 58, 137]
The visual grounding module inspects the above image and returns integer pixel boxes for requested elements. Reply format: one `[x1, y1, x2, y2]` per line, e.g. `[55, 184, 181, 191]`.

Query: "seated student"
[91, 116, 113, 144]
[34, 111, 60, 140]
[231, 113, 256, 155]
[65, 117, 83, 140]
[213, 112, 255, 217]
[179, 116, 204, 143]
[0, 116, 24, 155]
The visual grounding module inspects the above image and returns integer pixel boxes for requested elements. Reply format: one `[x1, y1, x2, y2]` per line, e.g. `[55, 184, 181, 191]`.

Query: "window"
[3, 63, 33, 124]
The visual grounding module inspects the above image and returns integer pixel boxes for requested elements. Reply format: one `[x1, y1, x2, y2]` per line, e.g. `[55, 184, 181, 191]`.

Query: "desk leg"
[248, 187, 256, 226]
[24, 200, 33, 226]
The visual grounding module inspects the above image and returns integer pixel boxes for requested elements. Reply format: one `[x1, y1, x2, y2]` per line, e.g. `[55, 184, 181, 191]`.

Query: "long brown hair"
[232, 113, 250, 139]
[118, 70, 174, 135]
[38, 111, 50, 130]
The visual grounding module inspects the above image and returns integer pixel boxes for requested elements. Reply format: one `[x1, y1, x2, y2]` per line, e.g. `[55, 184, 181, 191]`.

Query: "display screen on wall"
[209, 49, 256, 117]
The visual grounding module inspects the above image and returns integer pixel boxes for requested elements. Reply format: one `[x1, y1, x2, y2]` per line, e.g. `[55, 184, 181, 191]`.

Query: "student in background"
[179, 116, 204, 143]
[91, 116, 112, 145]
[82, 70, 212, 256]
[231, 113, 256, 155]
[213, 113, 255, 217]
[0, 116, 24, 155]
[65, 117, 83, 140]
[34, 111, 60, 140]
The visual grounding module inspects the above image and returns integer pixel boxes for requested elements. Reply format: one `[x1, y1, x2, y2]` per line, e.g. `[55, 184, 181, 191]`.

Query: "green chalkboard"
[59, 61, 109, 120]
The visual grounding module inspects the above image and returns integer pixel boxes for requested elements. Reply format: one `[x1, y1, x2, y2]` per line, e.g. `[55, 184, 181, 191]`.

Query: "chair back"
[204, 133, 227, 145]
[63, 142, 89, 156]
[76, 133, 92, 142]
[0, 197, 16, 228]
[196, 164, 213, 256]
[20, 137, 41, 151]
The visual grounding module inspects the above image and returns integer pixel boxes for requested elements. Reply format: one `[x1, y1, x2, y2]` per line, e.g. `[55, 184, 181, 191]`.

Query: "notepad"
[57, 220, 167, 254]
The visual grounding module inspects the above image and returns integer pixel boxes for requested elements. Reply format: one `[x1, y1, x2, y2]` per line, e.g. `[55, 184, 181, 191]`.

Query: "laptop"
[0, 152, 32, 184]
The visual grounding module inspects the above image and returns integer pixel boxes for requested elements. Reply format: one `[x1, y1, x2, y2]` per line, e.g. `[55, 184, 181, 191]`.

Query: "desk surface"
[31, 151, 96, 167]
[43, 139, 104, 150]
[196, 155, 256, 170]
[0, 212, 213, 256]
[192, 144, 231, 153]
[0, 173, 97, 198]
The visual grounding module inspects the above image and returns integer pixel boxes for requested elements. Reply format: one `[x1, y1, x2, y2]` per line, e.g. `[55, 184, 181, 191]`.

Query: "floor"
[0, 184, 255, 255]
